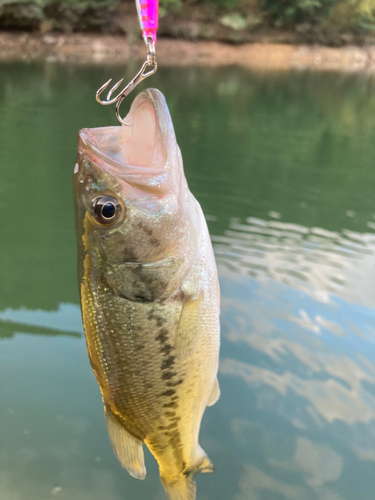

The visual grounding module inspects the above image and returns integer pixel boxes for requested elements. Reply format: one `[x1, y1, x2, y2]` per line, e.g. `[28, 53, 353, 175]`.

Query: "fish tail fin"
[160, 446, 215, 500]
[161, 474, 196, 500]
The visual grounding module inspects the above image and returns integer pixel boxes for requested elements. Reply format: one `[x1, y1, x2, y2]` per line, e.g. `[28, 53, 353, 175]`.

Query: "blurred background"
[2, 0, 375, 44]
[1, 2, 375, 500]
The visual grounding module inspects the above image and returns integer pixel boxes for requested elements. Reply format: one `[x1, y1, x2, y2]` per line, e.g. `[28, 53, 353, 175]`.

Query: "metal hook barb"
[96, 36, 157, 126]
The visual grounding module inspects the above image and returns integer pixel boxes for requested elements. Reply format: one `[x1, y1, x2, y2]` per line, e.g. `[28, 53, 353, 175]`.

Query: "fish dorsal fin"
[207, 377, 220, 407]
[104, 405, 146, 480]
[174, 292, 203, 361]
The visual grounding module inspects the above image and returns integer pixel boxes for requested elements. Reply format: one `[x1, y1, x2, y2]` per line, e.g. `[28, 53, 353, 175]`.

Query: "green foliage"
[206, 0, 239, 9]
[259, 0, 338, 26]
[3, 0, 375, 37]
[329, 0, 375, 32]
[259, 0, 375, 32]
[220, 12, 247, 29]
[159, 0, 182, 17]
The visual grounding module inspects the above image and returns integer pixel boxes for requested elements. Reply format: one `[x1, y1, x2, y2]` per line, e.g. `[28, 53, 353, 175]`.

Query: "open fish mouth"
[78, 89, 175, 182]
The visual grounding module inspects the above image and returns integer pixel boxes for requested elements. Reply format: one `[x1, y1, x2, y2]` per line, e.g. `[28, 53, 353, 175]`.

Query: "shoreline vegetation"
[2, 0, 375, 70]
[2, 31, 375, 71]
[2, 0, 375, 47]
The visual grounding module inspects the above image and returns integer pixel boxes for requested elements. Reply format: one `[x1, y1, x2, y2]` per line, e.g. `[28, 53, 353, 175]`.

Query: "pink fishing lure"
[135, 0, 159, 43]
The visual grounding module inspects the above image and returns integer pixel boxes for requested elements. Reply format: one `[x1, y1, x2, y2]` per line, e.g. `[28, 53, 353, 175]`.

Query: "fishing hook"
[95, 36, 157, 126]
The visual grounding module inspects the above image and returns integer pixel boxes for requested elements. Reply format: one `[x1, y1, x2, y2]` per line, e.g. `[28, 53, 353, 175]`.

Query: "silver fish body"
[73, 89, 220, 500]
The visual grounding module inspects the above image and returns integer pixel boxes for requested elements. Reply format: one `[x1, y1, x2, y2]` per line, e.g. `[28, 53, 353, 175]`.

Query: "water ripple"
[213, 216, 375, 308]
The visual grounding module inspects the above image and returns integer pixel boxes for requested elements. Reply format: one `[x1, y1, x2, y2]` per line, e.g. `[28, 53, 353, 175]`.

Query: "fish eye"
[92, 196, 122, 225]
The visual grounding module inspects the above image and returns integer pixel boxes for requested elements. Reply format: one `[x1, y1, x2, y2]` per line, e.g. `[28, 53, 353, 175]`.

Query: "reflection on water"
[1, 63, 375, 500]
[0, 303, 83, 338]
[213, 216, 375, 500]
[214, 217, 375, 308]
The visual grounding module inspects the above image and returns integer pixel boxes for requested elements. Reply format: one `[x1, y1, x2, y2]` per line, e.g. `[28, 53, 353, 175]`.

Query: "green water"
[1, 62, 375, 500]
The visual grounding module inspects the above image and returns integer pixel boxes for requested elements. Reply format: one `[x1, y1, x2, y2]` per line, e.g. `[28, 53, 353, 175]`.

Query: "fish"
[73, 88, 220, 500]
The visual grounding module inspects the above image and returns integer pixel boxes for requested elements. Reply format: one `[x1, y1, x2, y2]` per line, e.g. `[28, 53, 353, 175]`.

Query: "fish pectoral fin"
[104, 405, 146, 480]
[174, 292, 203, 361]
[207, 377, 220, 407]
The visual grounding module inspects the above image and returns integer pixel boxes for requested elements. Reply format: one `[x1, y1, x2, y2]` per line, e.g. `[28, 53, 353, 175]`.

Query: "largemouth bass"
[73, 88, 220, 500]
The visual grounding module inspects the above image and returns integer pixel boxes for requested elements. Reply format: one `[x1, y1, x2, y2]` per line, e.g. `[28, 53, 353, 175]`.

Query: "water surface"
[1, 63, 375, 500]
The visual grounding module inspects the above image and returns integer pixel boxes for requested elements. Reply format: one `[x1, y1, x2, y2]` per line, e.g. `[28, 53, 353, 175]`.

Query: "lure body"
[135, 0, 159, 42]
[73, 89, 220, 500]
